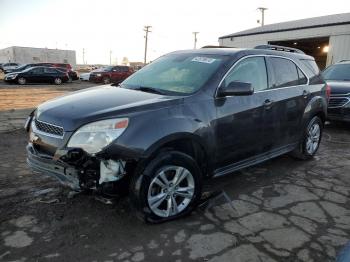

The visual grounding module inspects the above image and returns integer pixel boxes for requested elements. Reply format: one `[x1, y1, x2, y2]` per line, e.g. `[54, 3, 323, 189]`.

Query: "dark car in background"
[4, 66, 69, 85]
[3, 62, 78, 81]
[3, 63, 37, 74]
[0, 62, 20, 72]
[89, 65, 134, 84]
[322, 61, 350, 122]
[25, 46, 328, 222]
[37, 63, 78, 81]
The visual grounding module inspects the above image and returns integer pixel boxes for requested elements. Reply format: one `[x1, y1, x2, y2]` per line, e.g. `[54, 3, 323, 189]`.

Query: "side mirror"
[218, 81, 254, 97]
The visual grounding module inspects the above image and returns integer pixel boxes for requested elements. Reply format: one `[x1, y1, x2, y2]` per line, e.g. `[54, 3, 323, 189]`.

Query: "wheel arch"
[141, 133, 210, 178]
[302, 95, 327, 127]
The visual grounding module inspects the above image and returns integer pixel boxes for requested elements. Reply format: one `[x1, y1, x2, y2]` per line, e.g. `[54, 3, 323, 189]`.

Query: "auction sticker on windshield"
[191, 57, 216, 64]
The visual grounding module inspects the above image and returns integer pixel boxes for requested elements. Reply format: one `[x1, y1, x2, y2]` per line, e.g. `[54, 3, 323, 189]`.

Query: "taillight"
[326, 84, 331, 100]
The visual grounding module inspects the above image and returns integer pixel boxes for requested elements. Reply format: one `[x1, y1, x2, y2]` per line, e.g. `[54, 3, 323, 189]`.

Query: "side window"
[44, 68, 57, 74]
[224, 57, 268, 92]
[31, 68, 44, 74]
[270, 58, 299, 88]
[297, 67, 307, 85]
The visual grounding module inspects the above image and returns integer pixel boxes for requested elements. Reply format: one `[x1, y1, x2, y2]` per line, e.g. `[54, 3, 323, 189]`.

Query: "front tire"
[130, 151, 202, 223]
[18, 77, 26, 85]
[291, 116, 323, 160]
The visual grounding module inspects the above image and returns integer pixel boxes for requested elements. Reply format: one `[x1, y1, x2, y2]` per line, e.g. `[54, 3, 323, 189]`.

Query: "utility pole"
[82, 48, 85, 64]
[257, 7, 268, 26]
[109, 50, 112, 65]
[193, 32, 199, 49]
[144, 25, 152, 65]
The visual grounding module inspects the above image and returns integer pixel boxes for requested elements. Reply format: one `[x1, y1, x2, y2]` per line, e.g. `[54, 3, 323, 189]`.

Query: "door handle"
[264, 99, 274, 109]
[303, 90, 310, 98]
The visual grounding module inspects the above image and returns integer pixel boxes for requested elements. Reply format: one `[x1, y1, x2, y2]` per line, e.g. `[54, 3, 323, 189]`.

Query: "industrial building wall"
[327, 34, 350, 64]
[219, 24, 350, 66]
[0, 47, 76, 65]
[0, 47, 14, 63]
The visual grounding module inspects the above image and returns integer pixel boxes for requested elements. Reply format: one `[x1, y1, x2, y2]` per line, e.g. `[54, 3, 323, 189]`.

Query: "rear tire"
[291, 116, 323, 160]
[54, 77, 62, 85]
[18, 77, 26, 85]
[129, 151, 202, 223]
[103, 77, 111, 84]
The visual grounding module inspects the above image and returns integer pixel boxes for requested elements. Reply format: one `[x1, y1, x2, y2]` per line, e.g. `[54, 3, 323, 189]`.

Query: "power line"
[193, 32, 199, 49]
[257, 7, 268, 26]
[144, 25, 152, 65]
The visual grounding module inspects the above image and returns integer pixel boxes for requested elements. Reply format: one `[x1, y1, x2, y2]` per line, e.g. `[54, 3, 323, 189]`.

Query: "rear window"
[301, 59, 320, 76]
[270, 57, 299, 88]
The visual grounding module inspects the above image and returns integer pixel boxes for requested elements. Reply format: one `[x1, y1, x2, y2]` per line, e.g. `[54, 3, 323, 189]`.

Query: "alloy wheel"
[306, 122, 321, 154]
[147, 165, 195, 218]
[54, 78, 62, 85]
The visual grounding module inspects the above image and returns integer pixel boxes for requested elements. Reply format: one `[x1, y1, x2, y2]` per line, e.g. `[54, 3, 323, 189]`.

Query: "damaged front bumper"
[26, 143, 126, 191]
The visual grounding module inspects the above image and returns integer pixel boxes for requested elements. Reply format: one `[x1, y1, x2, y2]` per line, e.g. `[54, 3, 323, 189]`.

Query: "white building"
[219, 13, 350, 69]
[0, 46, 76, 65]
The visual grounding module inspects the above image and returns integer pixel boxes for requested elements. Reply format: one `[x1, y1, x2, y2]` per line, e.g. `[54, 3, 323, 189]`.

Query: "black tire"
[18, 77, 26, 85]
[129, 151, 202, 223]
[103, 77, 111, 84]
[291, 116, 323, 160]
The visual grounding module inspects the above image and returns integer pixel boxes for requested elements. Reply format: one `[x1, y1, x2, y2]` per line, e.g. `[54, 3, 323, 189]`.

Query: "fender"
[105, 112, 213, 164]
[143, 132, 209, 159]
[301, 94, 327, 133]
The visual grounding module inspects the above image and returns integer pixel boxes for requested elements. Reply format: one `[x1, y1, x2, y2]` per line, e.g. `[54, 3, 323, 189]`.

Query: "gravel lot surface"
[0, 82, 350, 262]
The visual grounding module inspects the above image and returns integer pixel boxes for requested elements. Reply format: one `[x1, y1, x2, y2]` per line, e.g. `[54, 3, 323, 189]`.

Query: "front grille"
[34, 118, 64, 137]
[328, 97, 350, 108]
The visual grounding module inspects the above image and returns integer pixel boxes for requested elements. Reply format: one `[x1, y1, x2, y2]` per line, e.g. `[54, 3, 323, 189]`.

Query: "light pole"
[257, 7, 268, 26]
[193, 32, 199, 49]
[144, 26, 152, 65]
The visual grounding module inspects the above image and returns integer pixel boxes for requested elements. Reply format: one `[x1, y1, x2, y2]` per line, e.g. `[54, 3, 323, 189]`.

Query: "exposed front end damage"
[27, 143, 128, 193]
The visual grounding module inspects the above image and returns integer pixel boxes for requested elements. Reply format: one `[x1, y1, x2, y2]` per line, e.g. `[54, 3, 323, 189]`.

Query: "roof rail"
[201, 45, 233, 48]
[254, 44, 305, 54]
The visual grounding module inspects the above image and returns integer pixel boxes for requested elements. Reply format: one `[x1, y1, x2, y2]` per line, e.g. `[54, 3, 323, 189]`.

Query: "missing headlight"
[99, 159, 126, 184]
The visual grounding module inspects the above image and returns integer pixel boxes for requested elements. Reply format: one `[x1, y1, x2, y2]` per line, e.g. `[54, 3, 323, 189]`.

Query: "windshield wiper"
[133, 86, 166, 95]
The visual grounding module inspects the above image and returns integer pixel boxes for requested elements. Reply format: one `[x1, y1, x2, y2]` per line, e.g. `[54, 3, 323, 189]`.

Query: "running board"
[213, 143, 297, 178]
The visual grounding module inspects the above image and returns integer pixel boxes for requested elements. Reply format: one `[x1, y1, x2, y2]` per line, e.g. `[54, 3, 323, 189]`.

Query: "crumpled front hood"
[326, 81, 350, 95]
[36, 85, 181, 131]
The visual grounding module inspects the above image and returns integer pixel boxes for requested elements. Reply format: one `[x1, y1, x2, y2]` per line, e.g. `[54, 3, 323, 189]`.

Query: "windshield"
[122, 53, 226, 95]
[322, 64, 350, 81]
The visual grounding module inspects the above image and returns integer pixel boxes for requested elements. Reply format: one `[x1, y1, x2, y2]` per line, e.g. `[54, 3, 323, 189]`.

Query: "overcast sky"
[0, 0, 349, 64]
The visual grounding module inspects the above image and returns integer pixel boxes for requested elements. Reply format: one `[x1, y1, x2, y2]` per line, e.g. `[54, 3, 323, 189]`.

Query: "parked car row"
[4, 66, 70, 85]
[1, 62, 78, 85]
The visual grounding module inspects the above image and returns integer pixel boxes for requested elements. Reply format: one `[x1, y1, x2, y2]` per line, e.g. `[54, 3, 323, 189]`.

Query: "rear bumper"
[26, 144, 81, 190]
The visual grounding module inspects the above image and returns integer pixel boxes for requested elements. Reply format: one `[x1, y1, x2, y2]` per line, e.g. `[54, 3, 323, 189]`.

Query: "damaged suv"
[26, 45, 328, 222]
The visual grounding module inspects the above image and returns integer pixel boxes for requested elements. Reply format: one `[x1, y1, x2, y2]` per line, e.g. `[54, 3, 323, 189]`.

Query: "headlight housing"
[6, 74, 17, 79]
[67, 118, 129, 154]
[96, 73, 102, 77]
